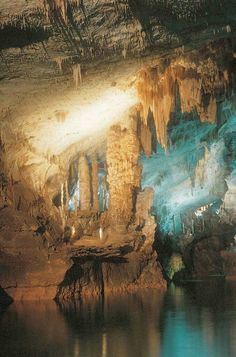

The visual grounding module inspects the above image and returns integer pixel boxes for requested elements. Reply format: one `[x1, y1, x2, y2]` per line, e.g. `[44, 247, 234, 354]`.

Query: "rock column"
[78, 155, 91, 210]
[107, 118, 141, 232]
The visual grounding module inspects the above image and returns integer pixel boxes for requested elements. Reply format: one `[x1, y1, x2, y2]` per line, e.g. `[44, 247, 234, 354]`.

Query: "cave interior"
[0, 0, 236, 304]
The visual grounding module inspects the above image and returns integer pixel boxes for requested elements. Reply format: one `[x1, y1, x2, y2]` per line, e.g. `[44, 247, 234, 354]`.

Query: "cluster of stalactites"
[136, 57, 230, 150]
[43, 0, 68, 23]
[137, 66, 176, 149]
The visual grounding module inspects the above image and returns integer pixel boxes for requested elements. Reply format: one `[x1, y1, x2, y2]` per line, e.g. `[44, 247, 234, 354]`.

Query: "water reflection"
[57, 292, 164, 357]
[161, 280, 236, 357]
[1, 281, 236, 356]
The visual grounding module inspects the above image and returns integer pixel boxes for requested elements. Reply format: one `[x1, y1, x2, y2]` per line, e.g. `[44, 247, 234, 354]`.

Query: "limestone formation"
[78, 155, 91, 210]
[137, 53, 231, 149]
[107, 119, 141, 231]
[139, 122, 152, 157]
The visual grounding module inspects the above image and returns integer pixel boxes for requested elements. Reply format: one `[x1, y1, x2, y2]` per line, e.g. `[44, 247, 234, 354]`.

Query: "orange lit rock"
[137, 55, 229, 149]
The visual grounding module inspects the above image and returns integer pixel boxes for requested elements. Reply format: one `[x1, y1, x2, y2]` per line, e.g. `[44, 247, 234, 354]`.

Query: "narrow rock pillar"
[78, 155, 91, 210]
[92, 158, 99, 211]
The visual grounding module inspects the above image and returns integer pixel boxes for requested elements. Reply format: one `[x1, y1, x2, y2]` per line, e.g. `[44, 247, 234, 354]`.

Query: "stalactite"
[72, 63, 82, 90]
[137, 66, 175, 149]
[137, 56, 229, 150]
[178, 77, 202, 113]
[199, 97, 217, 124]
[44, 0, 68, 23]
[54, 57, 63, 73]
[91, 159, 99, 211]
[78, 154, 91, 210]
[140, 122, 152, 157]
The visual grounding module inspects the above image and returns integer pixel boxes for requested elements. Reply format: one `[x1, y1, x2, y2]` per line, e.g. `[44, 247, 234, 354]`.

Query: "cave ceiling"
[1, 0, 236, 191]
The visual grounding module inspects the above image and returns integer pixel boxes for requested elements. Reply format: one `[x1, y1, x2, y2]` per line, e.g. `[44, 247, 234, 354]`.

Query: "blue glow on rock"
[141, 103, 236, 235]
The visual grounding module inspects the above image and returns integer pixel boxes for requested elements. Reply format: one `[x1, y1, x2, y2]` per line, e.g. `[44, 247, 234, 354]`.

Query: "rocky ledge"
[0, 206, 166, 303]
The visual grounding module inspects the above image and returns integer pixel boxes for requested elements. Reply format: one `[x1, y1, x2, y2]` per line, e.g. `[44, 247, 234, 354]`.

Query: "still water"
[1, 280, 236, 357]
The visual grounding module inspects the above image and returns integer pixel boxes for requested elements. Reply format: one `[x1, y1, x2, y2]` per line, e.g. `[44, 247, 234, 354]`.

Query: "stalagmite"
[135, 187, 154, 226]
[78, 155, 91, 210]
[199, 97, 217, 123]
[107, 118, 141, 231]
[91, 159, 99, 211]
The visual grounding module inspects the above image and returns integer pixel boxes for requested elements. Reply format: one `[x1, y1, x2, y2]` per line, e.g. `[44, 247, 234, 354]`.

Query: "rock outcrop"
[56, 234, 166, 301]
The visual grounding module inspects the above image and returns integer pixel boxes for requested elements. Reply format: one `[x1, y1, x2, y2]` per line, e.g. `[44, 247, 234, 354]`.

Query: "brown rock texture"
[56, 238, 166, 301]
[0, 207, 71, 301]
